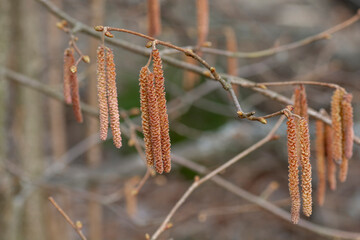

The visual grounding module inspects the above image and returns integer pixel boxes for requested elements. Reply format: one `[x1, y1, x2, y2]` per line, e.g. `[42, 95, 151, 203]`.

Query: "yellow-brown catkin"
[299, 118, 312, 217]
[287, 116, 301, 224]
[139, 67, 154, 167]
[106, 48, 122, 148]
[315, 120, 326, 206]
[63, 48, 73, 104]
[146, 72, 163, 174]
[196, 0, 209, 49]
[339, 155, 349, 183]
[325, 124, 337, 190]
[147, 0, 162, 37]
[97, 46, 108, 140]
[341, 93, 354, 160]
[152, 49, 171, 173]
[331, 88, 344, 163]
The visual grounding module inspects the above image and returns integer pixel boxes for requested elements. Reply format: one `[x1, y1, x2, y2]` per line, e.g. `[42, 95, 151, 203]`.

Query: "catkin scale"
[331, 88, 344, 163]
[63, 48, 73, 104]
[286, 116, 301, 224]
[106, 48, 122, 148]
[299, 118, 312, 217]
[139, 67, 154, 166]
[315, 120, 326, 206]
[152, 49, 171, 173]
[97, 46, 108, 140]
[146, 72, 163, 174]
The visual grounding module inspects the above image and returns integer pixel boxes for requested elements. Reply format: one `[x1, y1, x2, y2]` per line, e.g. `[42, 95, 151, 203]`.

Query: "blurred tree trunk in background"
[7, 0, 46, 239]
[45, 0, 71, 239]
[0, 1, 12, 240]
[86, 0, 106, 239]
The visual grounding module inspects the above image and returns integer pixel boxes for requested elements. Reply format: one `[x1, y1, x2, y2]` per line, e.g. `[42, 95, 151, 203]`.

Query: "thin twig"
[150, 116, 285, 239]
[200, 10, 360, 58]
[48, 197, 87, 240]
[101, 26, 242, 112]
[245, 80, 343, 90]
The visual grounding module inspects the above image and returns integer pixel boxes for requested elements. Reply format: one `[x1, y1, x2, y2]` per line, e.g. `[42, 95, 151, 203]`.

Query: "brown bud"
[94, 25, 104, 31]
[82, 55, 90, 63]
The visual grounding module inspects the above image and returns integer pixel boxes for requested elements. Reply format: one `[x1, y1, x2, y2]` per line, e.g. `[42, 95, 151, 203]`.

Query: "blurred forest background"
[1, 0, 360, 239]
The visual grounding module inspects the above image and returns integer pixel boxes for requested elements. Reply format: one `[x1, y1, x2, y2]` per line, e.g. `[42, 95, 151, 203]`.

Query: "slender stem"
[200, 10, 360, 58]
[48, 197, 87, 240]
[247, 80, 343, 90]
[103, 26, 241, 111]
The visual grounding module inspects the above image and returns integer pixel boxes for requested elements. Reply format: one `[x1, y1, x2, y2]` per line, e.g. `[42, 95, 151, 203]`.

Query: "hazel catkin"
[299, 118, 312, 217]
[331, 88, 344, 163]
[286, 116, 301, 224]
[97, 46, 108, 140]
[139, 66, 154, 167]
[152, 49, 171, 173]
[146, 72, 163, 174]
[106, 47, 122, 148]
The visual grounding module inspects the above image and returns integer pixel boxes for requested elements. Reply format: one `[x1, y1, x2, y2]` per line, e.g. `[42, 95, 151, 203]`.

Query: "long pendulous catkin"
[146, 72, 163, 174]
[63, 48, 73, 104]
[325, 124, 337, 190]
[106, 47, 122, 148]
[196, 0, 209, 49]
[331, 88, 344, 163]
[286, 116, 301, 224]
[152, 49, 171, 173]
[139, 67, 154, 167]
[341, 93, 354, 160]
[315, 119, 326, 206]
[147, 0, 162, 37]
[97, 46, 108, 140]
[299, 118, 312, 217]
[68, 57, 83, 123]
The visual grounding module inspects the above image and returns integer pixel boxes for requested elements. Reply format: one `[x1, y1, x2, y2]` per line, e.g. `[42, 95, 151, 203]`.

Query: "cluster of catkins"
[96, 46, 122, 148]
[139, 49, 171, 174]
[94, 43, 171, 174]
[285, 85, 354, 224]
[63, 48, 88, 123]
